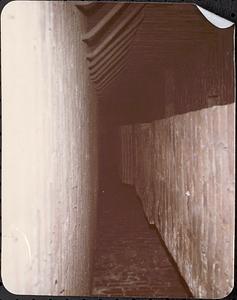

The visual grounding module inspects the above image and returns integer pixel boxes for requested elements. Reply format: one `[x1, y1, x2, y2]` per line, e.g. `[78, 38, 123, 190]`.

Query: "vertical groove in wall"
[119, 125, 133, 185]
[119, 103, 235, 299]
[2, 1, 97, 296]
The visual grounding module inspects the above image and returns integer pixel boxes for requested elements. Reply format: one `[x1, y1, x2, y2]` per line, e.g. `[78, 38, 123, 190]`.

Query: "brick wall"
[119, 103, 235, 298]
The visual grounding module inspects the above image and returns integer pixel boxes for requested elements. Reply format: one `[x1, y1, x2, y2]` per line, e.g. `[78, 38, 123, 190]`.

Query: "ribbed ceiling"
[76, 2, 234, 125]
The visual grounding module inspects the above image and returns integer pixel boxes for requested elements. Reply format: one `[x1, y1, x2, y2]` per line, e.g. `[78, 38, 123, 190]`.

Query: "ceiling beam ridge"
[90, 35, 133, 77]
[95, 58, 128, 90]
[88, 13, 143, 70]
[97, 61, 128, 92]
[86, 4, 145, 61]
[74, 1, 104, 14]
[90, 43, 131, 82]
[74, 1, 98, 6]
[82, 3, 129, 45]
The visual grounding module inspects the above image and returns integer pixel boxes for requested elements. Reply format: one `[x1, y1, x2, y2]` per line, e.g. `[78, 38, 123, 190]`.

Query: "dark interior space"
[87, 3, 234, 297]
[93, 101, 193, 297]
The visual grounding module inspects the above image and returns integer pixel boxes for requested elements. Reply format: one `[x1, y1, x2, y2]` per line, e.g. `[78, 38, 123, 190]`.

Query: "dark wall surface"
[100, 3, 235, 125]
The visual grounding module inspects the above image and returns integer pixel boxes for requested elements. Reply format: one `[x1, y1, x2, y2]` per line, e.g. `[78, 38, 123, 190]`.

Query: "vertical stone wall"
[119, 125, 134, 185]
[2, 1, 97, 296]
[119, 104, 235, 298]
[133, 124, 154, 224]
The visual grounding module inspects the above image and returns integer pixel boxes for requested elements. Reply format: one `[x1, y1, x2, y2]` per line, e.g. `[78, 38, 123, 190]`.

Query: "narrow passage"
[92, 182, 192, 298]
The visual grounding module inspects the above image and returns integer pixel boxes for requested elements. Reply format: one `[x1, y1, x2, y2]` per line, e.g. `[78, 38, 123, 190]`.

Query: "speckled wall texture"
[2, 1, 97, 296]
[120, 103, 235, 299]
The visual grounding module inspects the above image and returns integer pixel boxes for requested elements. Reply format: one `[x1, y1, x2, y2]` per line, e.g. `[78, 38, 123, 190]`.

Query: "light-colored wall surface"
[2, 1, 97, 296]
[120, 104, 235, 299]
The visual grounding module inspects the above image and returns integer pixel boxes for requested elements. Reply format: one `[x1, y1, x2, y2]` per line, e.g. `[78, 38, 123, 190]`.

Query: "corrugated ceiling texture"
[119, 103, 235, 299]
[77, 2, 145, 94]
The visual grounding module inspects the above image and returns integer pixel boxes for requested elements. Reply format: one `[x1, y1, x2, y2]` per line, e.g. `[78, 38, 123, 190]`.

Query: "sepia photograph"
[1, 1, 235, 298]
